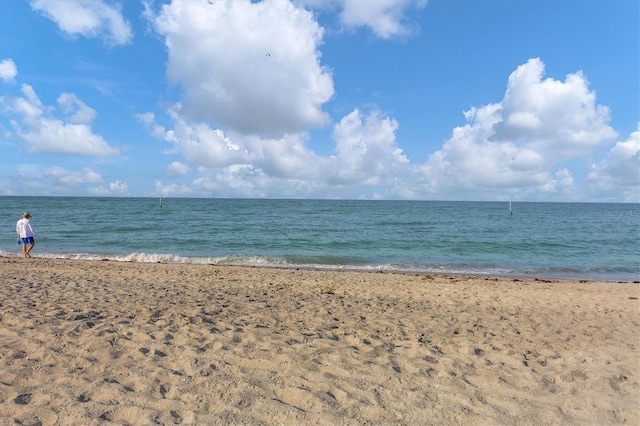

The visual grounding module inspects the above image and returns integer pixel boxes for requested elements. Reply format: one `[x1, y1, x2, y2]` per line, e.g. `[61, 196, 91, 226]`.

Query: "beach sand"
[0, 257, 638, 425]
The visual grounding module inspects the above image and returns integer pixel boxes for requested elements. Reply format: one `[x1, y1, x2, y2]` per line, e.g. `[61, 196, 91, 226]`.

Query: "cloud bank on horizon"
[0, 0, 638, 201]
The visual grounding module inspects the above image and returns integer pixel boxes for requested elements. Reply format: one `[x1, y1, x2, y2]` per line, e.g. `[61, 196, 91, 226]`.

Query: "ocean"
[1, 197, 638, 281]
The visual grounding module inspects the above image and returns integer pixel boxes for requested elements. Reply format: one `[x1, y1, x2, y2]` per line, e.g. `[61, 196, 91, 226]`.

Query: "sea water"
[0, 197, 638, 281]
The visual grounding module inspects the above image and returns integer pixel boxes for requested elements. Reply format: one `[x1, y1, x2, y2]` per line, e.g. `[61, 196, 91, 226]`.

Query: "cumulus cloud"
[494, 58, 617, 158]
[339, 0, 427, 38]
[30, 0, 133, 46]
[135, 112, 166, 140]
[0, 58, 17, 82]
[109, 180, 129, 194]
[150, 0, 333, 136]
[330, 109, 408, 185]
[168, 161, 190, 178]
[587, 124, 640, 202]
[44, 166, 103, 185]
[0, 164, 106, 196]
[1, 84, 121, 156]
[57, 93, 96, 124]
[142, 105, 321, 189]
[409, 58, 618, 200]
[85, 180, 129, 196]
[144, 55, 630, 201]
[297, 0, 426, 38]
[155, 106, 248, 168]
[154, 180, 197, 198]
[144, 106, 406, 198]
[0, 164, 50, 195]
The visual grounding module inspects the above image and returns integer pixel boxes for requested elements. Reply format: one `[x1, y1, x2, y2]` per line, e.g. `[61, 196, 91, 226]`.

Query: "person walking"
[16, 212, 37, 258]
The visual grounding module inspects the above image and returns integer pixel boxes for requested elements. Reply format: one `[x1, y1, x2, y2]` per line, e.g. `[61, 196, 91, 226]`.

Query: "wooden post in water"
[509, 200, 512, 216]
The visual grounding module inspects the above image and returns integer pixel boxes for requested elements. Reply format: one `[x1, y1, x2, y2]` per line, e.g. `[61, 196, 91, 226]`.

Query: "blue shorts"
[19, 237, 35, 244]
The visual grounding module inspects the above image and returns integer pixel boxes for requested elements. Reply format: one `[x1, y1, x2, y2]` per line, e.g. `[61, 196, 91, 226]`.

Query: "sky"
[0, 0, 638, 202]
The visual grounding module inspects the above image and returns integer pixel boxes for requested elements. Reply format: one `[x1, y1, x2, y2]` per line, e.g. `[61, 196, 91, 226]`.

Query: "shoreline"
[1, 253, 637, 283]
[1, 257, 638, 425]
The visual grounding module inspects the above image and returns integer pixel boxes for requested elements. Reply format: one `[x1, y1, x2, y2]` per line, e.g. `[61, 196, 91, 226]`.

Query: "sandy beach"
[0, 257, 638, 425]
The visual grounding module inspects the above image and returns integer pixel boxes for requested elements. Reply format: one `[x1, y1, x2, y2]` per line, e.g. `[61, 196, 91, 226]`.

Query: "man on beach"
[16, 212, 37, 258]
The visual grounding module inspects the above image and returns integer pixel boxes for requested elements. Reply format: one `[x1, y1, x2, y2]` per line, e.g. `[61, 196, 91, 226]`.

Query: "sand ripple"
[0, 258, 638, 425]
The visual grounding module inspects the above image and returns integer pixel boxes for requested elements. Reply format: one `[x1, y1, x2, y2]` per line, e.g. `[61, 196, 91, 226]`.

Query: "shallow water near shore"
[1, 196, 638, 280]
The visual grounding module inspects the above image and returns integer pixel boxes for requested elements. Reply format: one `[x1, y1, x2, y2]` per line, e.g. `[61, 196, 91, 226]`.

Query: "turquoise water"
[1, 197, 638, 281]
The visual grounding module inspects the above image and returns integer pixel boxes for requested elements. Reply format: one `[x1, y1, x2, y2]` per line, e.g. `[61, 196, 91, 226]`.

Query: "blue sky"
[0, 0, 638, 201]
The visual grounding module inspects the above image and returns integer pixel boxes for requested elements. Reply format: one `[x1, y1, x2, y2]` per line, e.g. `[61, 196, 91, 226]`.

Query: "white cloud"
[86, 180, 129, 196]
[294, 0, 427, 38]
[143, 106, 322, 193]
[30, 0, 133, 46]
[109, 180, 129, 194]
[330, 109, 408, 185]
[0, 164, 50, 195]
[151, 0, 333, 136]
[244, 133, 323, 180]
[0, 58, 17, 82]
[494, 58, 617, 158]
[140, 56, 632, 201]
[5, 84, 43, 119]
[22, 119, 118, 156]
[539, 168, 574, 195]
[339, 0, 427, 38]
[587, 123, 640, 202]
[154, 180, 197, 198]
[408, 58, 618, 200]
[167, 161, 190, 178]
[136, 112, 166, 139]
[44, 166, 103, 185]
[157, 107, 247, 168]
[144, 106, 407, 198]
[57, 93, 96, 124]
[136, 112, 155, 127]
[1, 84, 121, 156]
[193, 164, 274, 198]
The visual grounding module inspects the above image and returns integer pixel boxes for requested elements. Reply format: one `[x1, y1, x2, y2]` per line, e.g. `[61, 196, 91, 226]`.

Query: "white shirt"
[16, 218, 36, 239]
